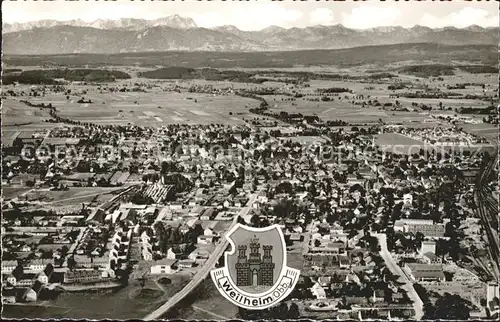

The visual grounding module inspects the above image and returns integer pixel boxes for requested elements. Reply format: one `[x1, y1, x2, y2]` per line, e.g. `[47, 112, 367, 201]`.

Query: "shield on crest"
[211, 224, 300, 310]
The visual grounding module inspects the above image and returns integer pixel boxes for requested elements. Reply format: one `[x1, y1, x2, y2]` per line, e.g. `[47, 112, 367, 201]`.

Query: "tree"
[115, 269, 129, 285]
[130, 193, 154, 205]
[237, 216, 246, 225]
[278, 302, 289, 316]
[67, 256, 76, 271]
[170, 225, 183, 244]
[275, 181, 294, 194]
[190, 223, 204, 243]
[339, 295, 349, 309]
[250, 214, 261, 227]
[13, 137, 23, 149]
[12, 265, 24, 279]
[432, 293, 471, 320]
[138, 276, 146, 288]
[287, 303, 300, 319]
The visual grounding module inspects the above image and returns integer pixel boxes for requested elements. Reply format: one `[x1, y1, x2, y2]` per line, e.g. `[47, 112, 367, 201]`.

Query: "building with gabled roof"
[403, 263, 445, 283]
[310, 282, 327, 299]
[2, 260, 18, 274]
[150, 259, 177, 275]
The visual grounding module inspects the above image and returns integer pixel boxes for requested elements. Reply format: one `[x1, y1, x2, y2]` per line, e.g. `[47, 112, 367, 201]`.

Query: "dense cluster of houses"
[396, 126, 487, 145]
[2, 100, 497, 317]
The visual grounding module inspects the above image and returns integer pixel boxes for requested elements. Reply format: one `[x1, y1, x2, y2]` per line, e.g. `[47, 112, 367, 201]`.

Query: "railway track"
[474, 149, 499, 282]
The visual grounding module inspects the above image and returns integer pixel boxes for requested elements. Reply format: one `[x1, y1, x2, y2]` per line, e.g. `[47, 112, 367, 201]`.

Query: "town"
[2, 4, 499, 319]
[2, 70, 499, 319]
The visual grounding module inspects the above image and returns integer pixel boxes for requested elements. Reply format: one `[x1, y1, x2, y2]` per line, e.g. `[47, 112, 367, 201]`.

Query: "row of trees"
[153, 221, 203, 254]
[237, 302, 300, 320]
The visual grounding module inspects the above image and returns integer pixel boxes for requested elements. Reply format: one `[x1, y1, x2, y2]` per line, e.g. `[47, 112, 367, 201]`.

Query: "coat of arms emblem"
[210, 224, 300, 310]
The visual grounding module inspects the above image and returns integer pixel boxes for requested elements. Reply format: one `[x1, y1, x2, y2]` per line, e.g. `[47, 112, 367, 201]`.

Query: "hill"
[3, 43, 497, 69]
[2, 69, 131, 85]
[138, 67, 196, 79]
[139, 68, 268, 83]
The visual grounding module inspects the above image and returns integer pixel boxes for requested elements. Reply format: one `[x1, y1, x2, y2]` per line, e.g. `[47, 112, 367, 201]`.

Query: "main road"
[144, 191, 261, 320]
[374, 233, 424, 320]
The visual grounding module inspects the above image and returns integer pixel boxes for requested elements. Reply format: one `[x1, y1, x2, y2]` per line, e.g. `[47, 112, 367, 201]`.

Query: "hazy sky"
[3, 0, 499, 31]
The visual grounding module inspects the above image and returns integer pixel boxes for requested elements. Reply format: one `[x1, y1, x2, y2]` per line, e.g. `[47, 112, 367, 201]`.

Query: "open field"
[2, 275, 191, 319]
[24, 187, 123, 201]
[177, 279, 239, 320]
[266, 93, 389, 123]
[262, 72, 494, 124]
[2, 63, 496, 130]
[461, 123, 499, 144]
[375, 132, 497, 155]
[2, 87, 261, 126]
[287, 238, 307, 271]
[18, 187, 125, 207]
[2, 187, 32, 199]
[2, 98, 53, 127]
[376, 133, 426, 146]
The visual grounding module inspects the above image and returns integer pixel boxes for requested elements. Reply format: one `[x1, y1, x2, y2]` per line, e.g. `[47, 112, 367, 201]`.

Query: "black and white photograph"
[1, 0, 499, 320]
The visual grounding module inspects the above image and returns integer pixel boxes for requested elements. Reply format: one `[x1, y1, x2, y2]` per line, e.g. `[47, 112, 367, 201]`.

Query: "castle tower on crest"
[249, 237, 261, 264]
[235, 236, 275, 287]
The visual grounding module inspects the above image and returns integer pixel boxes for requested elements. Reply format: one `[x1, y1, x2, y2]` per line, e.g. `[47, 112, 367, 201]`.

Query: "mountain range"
[3, 15, 498, 55]
[2, 15, 198, 33]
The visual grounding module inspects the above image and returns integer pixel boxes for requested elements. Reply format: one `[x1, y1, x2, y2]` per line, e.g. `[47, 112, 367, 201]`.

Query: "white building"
[37, 272, 49, 284]
[188, 251, 198, 261]
[142, 250, 153, 261]
[204, 228, 214, 236]
[420, 240, 436, 255]
[28, 259, 52, 272]
[178, 260, 195, 269]
[403, 193, 413, 205]
[5, 274, 17, 286]
[2, 260, 18, 274]
[197, 235, 214, 245]
[166, 248, 176, 260]
[150, 259, 176, 275]
[310, 282, 327, 299]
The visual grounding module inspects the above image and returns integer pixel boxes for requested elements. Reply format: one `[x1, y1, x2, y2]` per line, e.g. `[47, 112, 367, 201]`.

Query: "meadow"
[2, 64, 497, 145]
[24, 187, 124, 205]
[3, 87, 261, 127]
[2, 275, 192, 320]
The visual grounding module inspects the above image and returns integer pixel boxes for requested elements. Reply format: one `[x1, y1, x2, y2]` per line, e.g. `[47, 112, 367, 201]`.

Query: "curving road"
[374, 233, 424, 320]
[144, 191, 260, 320]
